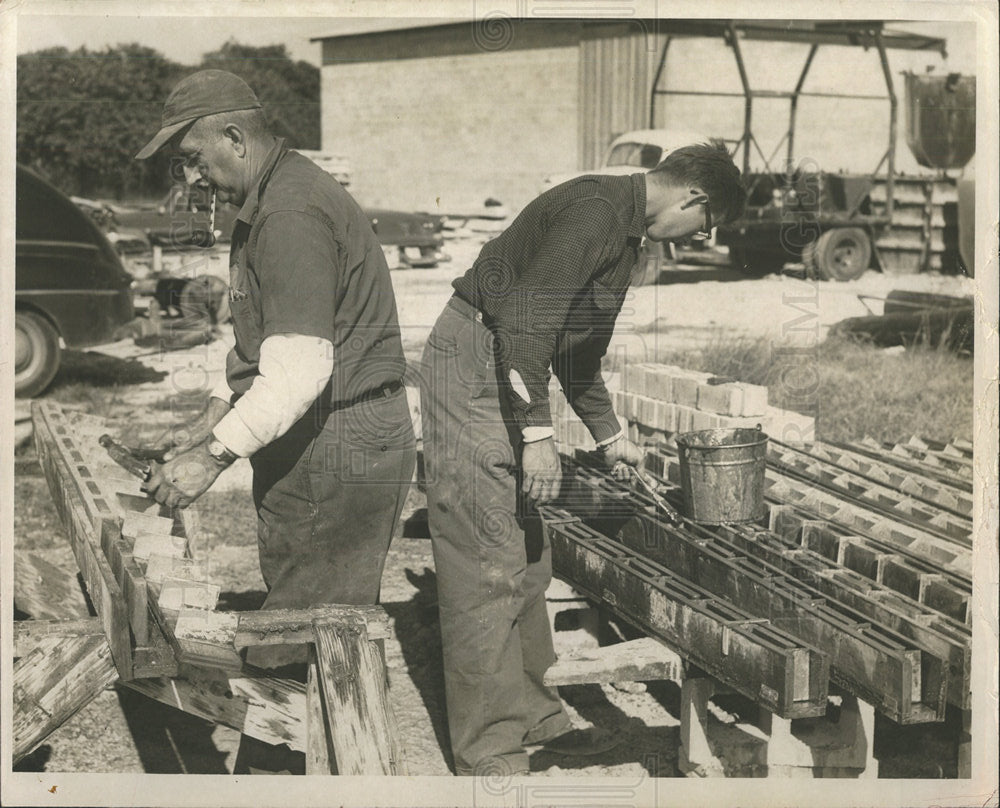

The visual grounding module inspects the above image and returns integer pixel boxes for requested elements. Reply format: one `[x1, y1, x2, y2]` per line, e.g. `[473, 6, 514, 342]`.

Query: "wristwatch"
[206, 437, 238, 466]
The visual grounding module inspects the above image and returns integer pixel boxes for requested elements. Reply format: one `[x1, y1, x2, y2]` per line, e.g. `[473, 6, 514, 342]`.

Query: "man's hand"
[143, 438, 227, 508]
[521, 437, 562, 505]
[598, 435, 646, 482]
[161, 397, 233, 461]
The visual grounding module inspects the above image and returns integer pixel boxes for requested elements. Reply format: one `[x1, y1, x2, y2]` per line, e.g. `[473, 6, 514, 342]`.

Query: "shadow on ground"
[50, 349, 167, 389]
[381, 565, 453, 774]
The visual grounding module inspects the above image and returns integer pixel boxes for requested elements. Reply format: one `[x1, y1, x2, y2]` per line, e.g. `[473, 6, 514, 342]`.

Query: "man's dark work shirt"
[225, 139, 406, 404]
[452, 173, 647, 441]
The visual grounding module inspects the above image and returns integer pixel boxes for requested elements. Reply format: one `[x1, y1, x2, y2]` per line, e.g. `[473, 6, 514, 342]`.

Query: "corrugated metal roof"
[312, 18, 946, 54]
[309, 18, 465, 42]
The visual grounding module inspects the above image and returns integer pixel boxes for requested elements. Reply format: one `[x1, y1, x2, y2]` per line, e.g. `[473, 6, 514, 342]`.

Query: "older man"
[133, 70, 416, 773]
[419, 140, 746, 776]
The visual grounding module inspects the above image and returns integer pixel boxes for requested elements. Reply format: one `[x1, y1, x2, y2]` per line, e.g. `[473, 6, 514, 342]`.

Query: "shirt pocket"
[229, 285, 263, 361]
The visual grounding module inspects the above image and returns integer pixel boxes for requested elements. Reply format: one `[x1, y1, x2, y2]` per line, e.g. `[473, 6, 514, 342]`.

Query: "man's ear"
[680, 188, 709, 211]
[223, 123, 246, 157]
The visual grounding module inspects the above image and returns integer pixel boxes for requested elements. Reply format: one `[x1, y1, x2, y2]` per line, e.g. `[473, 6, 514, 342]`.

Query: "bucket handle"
[676, 424, 765, 454]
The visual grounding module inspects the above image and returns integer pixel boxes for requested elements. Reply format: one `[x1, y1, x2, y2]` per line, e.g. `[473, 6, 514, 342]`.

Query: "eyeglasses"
[683, 196, 713, 241]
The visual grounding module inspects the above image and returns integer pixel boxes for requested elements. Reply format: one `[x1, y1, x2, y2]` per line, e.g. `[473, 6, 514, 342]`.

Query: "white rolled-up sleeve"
[212, 333, 334, 457]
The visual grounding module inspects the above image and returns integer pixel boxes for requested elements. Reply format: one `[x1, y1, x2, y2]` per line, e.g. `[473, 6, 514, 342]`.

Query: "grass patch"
[638, 330, 973, 444]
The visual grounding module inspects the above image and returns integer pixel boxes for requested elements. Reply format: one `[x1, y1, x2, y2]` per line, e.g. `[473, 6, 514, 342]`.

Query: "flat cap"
[136, 70, 262, 159]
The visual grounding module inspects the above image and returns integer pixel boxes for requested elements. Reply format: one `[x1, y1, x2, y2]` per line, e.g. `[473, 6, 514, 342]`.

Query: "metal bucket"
[675, 426, 768, 525]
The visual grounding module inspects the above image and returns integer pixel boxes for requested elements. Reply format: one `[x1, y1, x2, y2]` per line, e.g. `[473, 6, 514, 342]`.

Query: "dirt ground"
[12, 230, 973, 779]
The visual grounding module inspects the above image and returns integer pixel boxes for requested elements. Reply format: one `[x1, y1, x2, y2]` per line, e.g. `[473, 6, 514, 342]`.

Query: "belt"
[327, 379, 403, 412]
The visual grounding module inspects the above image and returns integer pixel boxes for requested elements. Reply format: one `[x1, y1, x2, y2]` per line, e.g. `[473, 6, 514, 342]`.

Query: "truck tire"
[803, 227, 872, 281]
[15, 310, 61, 397]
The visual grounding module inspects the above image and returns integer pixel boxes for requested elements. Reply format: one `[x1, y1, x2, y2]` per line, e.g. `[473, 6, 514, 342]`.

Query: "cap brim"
[134, 118, 194, 160]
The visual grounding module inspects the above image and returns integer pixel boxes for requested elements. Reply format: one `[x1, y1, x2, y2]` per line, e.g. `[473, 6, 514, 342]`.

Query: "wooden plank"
[544, 637, 683, 686]
[123, 666, 308, 752]
[12, 634, 118, 764]
[234, 604, 392, 647]
[34, 403, 134, 680]
[313, 619, 405, 775]
[13, 551, 91, 620]
[14, 618, 105, 657]
[306, 650, 336, 774]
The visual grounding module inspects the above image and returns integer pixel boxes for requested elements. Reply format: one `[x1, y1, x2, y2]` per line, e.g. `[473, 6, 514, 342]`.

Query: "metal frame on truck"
[647, 20, 948, 280]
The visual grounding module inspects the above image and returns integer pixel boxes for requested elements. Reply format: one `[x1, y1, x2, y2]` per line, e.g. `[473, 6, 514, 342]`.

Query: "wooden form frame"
[541, 507, 831, 719]
[15, 401, 406, 774]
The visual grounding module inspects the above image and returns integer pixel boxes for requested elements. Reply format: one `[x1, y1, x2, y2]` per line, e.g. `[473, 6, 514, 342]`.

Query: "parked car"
[15, 164, 135, 397]
[114, 178, 449, 266]
[540, 129, 712, 191]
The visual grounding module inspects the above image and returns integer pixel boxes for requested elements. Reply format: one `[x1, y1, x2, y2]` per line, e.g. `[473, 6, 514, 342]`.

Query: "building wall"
[579, 22, 666, 169]
[319, 21, 582, 213]
[318, 20, 976, 213]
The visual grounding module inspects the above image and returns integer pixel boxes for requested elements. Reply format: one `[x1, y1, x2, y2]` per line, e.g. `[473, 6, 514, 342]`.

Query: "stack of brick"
[616, 362, 814, 443]
[550, 372, 626, 451]
[551, 363, 814, 450]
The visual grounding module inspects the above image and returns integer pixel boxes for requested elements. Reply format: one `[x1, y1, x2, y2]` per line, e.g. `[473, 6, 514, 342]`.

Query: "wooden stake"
[312, 618, 405, 775]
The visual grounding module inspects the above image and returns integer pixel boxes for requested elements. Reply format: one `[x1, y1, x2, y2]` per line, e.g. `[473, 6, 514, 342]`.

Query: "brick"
[692, 409, 718, 431]
[696, 382, 744, 416]
[767, 407, 816, 442]
[637, 395, 657, 427]
[659, 402, 678, 433]
[671, 374, 701, 408]
[739, 384, 769, 416]
[624, 363, 650, 396]
[675, 405, 696, 434]
[644, 366, 674, 402]
[627, 420, 640, 443]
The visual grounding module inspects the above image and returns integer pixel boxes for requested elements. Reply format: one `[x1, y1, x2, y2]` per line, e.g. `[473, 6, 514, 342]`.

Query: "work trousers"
[234, 385, 416, 774]
[420, 296, 571, 777]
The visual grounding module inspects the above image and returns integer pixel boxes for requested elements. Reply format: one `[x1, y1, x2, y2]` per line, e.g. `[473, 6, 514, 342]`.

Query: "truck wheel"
[15, 310, 61, 397]
[803, 228, 872, 281]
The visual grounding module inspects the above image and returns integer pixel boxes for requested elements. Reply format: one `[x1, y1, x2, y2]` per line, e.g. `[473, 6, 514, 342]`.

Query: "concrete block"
[739, 384, 769, 416]
[679, 674, 878, 779]
[697, 382, 744, 416]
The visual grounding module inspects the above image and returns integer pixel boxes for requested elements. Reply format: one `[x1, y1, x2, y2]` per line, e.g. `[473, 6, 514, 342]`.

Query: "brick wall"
[319, 22, 581, 213]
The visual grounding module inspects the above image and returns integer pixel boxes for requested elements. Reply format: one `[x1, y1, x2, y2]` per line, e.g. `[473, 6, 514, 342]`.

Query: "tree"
[17, 45, 184, 199]
[16, 41, 321, 200]
[198, 41, 320, 150]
